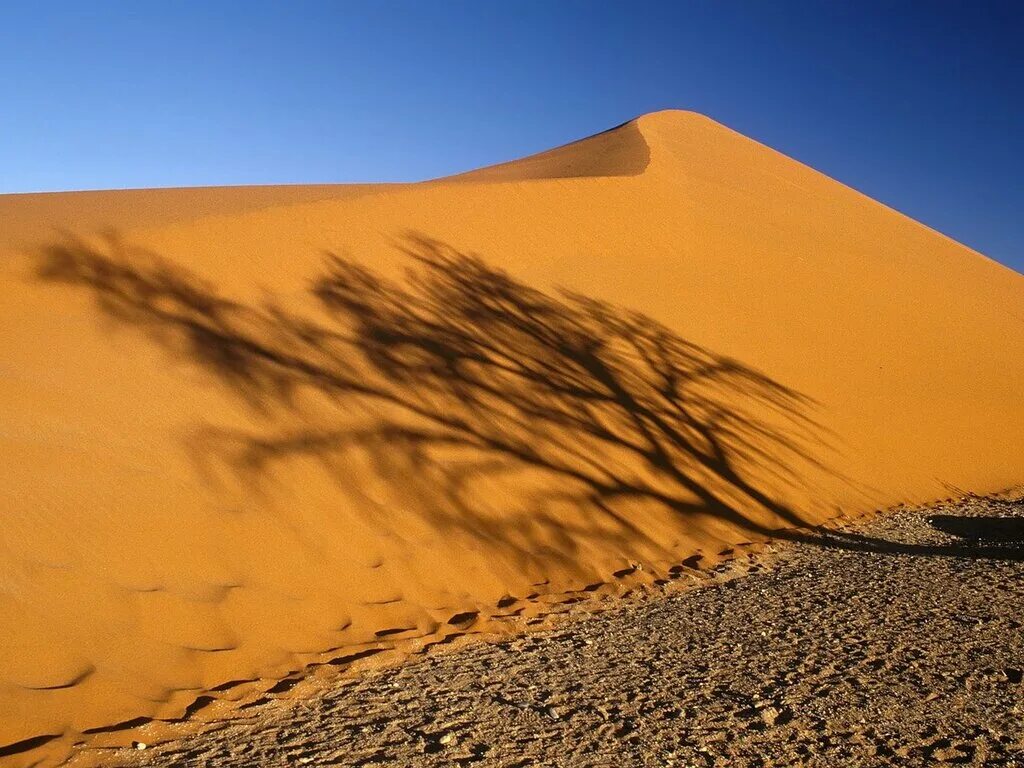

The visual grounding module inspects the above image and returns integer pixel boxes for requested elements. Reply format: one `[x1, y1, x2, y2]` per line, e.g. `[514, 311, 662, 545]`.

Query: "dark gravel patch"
[122, 495, 1024, 767]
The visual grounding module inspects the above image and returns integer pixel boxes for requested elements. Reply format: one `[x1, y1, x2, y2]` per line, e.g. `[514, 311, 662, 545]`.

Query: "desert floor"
[95, 494, 1024, 767]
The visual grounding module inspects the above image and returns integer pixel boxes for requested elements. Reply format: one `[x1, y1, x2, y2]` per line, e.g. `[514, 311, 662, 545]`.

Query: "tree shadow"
[785, 496, 1024, 562]
[37, 232, 1009, 572]
[928, 514, 1024, 543]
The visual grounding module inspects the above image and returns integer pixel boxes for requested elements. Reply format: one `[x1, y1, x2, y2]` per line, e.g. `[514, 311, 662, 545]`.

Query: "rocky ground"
[115, 495, 1024, 767]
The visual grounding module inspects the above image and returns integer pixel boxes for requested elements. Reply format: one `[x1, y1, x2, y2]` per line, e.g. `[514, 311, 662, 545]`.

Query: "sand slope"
[1, 110, 1022, 763]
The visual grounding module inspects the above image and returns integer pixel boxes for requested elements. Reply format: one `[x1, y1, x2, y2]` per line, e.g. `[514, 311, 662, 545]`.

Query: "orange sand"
[1, 111, 1022, 764]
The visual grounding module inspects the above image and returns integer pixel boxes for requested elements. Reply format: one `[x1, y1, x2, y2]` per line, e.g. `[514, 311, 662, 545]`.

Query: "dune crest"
[1, 111, 1022, 765]
[445, 118, 650, 181]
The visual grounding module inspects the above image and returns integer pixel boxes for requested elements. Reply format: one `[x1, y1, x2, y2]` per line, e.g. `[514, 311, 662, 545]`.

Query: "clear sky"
[1, 2, 1020, 271]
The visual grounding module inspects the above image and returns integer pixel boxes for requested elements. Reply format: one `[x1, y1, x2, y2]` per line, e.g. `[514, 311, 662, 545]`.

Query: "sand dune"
[1, 110, 1022, 765]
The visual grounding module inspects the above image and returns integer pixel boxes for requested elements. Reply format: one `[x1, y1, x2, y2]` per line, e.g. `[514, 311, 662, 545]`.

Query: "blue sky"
[1, 2, 1020, 271]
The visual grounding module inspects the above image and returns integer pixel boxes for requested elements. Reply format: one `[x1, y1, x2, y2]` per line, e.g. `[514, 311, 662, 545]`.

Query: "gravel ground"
[118, 494, 1024, 767]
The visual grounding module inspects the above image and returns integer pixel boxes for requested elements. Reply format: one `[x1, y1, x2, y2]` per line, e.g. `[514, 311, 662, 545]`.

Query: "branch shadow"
[37, 232, 1014, 571]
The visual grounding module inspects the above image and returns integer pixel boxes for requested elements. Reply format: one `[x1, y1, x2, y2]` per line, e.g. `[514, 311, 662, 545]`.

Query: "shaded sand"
[1, 110, 1023, 764]
[100, 494, 1024, 767]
